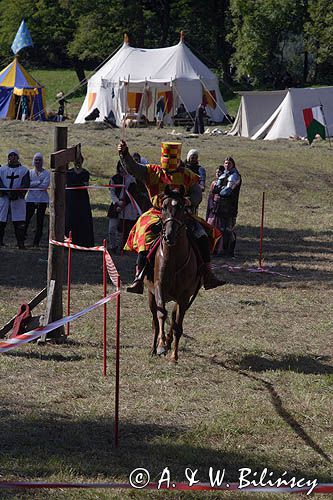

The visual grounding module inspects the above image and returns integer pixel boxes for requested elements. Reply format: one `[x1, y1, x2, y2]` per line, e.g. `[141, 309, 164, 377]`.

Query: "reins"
[160, 215, 192, 276]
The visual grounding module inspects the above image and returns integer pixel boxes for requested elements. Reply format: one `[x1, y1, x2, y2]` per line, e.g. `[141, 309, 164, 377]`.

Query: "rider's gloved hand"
[118, 140, 129, 157]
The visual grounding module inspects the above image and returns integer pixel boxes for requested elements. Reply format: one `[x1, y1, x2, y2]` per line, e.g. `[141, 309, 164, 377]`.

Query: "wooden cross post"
[45, 126, 80, 341]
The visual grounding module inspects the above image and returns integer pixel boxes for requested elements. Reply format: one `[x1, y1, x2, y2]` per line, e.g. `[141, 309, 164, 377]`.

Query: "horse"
[145, 185, 202, 363]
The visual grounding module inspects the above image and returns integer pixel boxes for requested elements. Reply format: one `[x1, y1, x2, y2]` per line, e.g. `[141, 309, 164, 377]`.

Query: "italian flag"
[303, 106, 326, 144]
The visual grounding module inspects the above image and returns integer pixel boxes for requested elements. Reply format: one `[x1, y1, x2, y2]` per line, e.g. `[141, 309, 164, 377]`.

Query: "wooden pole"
[114, 274, 121, 448]
[47, 126, 68, 340]
[103, 239, 107, 376]
[66, 230, 72, 336]
[259, 191, 265, 268]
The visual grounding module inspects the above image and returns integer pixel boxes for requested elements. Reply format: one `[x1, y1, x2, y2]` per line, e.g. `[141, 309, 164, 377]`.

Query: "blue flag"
[11, 19, 33, 55]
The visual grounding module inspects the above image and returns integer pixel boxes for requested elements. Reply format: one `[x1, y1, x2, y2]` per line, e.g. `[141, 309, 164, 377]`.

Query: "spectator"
[185, 149, 206, 191]
[210, 157, 242, 257]
[206, 165, 225, 254]
[108, 160, 140, 252]
[65, 153, 94, 247]
[184, 149, 206, 214]
[194, 102, 206, 134]
[0, 149, 30, 249]
[156, 96, 165, 129]
[56, 91, 68, 122]
[176, 103, 186, 115]
[25, 153, 50, 247]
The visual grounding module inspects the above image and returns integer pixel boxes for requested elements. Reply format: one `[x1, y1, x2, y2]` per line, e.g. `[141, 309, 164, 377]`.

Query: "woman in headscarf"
[184, 149, 206, 214]
[25, 153, 50, 247]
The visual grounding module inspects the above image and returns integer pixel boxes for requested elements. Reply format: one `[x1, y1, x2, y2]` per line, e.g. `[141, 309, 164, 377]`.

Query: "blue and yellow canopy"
[0, 58, 46, 120]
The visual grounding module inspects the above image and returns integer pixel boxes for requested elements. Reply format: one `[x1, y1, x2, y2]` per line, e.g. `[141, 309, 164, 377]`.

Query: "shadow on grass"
[4, 350, 83, 363]
[0, 410, 331, 484]
[237, 353, 333, 375]
[208, 356, 332, 464]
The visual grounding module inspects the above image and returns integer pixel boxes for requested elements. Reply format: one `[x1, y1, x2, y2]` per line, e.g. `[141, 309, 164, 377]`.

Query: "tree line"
[0, 0, 332, 90]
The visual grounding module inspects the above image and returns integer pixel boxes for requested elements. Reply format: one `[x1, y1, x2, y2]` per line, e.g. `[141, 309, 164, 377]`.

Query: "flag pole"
[319, 102, 332, 148]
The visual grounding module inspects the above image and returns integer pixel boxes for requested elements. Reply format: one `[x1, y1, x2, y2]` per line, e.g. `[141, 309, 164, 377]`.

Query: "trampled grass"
[0, 120, 332, 499]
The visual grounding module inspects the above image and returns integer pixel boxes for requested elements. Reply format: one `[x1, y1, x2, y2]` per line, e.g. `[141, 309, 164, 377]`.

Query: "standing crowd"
[0, 146, 241, 261]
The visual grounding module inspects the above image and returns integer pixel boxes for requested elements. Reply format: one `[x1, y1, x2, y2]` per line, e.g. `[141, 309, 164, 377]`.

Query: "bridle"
[161, 214, 185, 244]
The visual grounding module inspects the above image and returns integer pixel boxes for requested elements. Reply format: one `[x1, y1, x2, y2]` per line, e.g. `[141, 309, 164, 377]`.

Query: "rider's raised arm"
[118, 141, 147, 181]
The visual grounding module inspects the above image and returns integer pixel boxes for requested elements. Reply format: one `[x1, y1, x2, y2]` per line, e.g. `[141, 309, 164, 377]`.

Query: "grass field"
[0, 117, 332, 499]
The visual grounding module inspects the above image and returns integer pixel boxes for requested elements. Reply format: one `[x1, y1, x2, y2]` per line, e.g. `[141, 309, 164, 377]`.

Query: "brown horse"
[145, 185, 201, 362]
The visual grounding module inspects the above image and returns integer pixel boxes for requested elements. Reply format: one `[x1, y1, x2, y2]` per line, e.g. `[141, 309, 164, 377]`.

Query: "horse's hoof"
[157, 345, 166, 356]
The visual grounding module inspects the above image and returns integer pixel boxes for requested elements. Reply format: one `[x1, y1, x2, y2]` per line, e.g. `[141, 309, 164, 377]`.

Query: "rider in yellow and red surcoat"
[118, 140, 224, 294]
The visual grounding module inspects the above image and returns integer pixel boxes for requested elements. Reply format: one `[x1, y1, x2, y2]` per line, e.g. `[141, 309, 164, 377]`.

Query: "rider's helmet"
[160, 142, 182, 171]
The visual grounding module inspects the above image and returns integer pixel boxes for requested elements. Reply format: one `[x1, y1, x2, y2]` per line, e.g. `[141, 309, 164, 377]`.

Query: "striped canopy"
[0, 57, 46, 120]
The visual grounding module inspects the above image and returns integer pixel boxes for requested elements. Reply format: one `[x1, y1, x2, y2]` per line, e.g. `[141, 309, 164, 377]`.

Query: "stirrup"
[126, 278, 144, 294]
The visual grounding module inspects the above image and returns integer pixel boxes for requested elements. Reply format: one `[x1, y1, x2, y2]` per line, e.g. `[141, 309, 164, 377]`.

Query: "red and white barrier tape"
[49, 239, 104, 251]
[0, 481, 330, 493]
[0, 184, 125, 191]
[0, 291, 120, 354]
[49, 239, 121, 288]
[104, 249, 121, 288]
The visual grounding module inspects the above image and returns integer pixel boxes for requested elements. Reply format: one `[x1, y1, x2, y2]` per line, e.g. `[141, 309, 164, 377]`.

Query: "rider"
[118, 140, 225, 294]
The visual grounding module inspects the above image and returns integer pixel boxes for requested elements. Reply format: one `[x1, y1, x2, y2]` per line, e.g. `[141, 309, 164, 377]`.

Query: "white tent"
[228, 90, 287, 137]
[229, 87, 333, 140]
[75, 37, 227, 126]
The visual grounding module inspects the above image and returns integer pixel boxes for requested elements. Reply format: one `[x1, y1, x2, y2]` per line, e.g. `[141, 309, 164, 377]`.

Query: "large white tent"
[229, 87, 333, 140]
[75, 36, 227, 126]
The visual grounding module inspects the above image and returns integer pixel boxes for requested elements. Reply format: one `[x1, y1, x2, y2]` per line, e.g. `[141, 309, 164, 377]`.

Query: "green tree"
[304, 0, 333, 83]
[228, 0, 306, 87]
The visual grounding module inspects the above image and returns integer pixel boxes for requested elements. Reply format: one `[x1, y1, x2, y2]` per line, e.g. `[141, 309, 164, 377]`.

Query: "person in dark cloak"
[194, 102, 206, 134]
[65, 154, 94, 247]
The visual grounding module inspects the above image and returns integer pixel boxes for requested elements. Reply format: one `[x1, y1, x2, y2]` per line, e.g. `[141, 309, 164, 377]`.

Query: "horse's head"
[159, 185, 188, 246]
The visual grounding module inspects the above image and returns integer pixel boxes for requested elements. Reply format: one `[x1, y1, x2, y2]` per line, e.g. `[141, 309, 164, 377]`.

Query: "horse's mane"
[160, 185, 186, 205]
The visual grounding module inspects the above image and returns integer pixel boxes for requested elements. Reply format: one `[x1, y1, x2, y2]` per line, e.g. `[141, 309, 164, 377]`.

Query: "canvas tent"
[228, 90, 287, 138]
[0, 57, 46, 120]
[75, 36, 227, 126]
[229, 87, 333, 140]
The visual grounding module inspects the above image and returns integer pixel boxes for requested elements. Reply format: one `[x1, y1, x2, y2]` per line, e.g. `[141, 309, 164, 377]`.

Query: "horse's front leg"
[166, 304, 177, 351]
[148, 290, 159, 356]
[155, 284, 168, 356]
[170, 301, 188, 363]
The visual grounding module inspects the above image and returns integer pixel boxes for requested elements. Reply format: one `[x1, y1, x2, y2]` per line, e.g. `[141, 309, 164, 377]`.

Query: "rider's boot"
[203, 262, 226, 290]
[126, 252, 147, 294]
[196, 235, 226, 289]
[126, 266, 144, 294]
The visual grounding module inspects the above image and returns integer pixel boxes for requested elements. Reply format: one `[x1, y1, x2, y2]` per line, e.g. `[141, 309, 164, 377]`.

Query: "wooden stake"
[46, 127, 68, 339]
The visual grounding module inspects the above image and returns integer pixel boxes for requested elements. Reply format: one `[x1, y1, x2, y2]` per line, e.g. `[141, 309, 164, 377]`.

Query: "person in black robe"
[65, 155, 94, 247]
[194, 102, 206, 134]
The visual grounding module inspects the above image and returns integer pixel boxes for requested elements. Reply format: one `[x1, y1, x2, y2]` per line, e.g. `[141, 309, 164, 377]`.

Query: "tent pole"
[200, 78, 231, 124]
[171, 78, 175, 126]
[16, 95, 22, 120]
[30, 94, 36, 120]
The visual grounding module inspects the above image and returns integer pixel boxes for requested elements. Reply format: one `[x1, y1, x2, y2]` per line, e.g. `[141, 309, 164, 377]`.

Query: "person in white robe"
[0, 149, 30, 248]
[25, 152, 50, 247]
